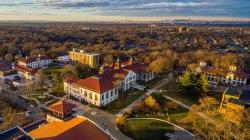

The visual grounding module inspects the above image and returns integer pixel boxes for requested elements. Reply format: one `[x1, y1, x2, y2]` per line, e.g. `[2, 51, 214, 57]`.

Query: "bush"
[165, 101, 180, 110]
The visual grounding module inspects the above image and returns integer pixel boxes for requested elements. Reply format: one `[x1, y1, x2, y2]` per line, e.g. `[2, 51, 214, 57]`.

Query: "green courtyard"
[102, 90, 144, 114]
[122, 119, 174, 140]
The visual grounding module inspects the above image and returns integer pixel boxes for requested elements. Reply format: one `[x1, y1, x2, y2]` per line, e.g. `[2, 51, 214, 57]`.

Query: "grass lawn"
[102, 90, 144, 114]
[142, 77, 162, 89]
[161, 79, 198, 106]
[132, 93, 189, 124]
[160, 79, 223, 106]
[123, 119, 174, 140]
[31, 94, 54, 104]
[42, 66, 63, 76]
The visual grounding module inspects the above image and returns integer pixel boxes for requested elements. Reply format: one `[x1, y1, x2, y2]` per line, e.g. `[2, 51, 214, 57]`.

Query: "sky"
[0, 0, 250, 21]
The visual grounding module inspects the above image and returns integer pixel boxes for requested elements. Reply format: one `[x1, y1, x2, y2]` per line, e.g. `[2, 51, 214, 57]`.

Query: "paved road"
[67, 99, 133, 140]
[116, 75, 173, 116]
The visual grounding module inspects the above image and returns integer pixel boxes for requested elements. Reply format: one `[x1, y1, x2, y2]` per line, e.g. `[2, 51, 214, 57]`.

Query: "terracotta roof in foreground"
[29, 117, 110, 140]
[48, 100, 76, 115]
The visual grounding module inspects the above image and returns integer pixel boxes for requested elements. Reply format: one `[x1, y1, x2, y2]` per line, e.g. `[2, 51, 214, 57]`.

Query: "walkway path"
[116, 74, 173, 116]
[161, 94, 217, 124]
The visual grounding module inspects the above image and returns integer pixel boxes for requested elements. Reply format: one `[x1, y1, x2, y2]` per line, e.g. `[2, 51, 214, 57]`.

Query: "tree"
[149, 58, 166, 73]
[144, 96, 160, 111]
[184, 96, 250, 140]
[35, 71, 46, 91]
[23, 84, 35, 101]
[4, 53, 13, 62]
[179, 72, 208, 97]
[61, 65, 76, 77]
[51, 72, 63, 94]
[116, 115, 127, 126]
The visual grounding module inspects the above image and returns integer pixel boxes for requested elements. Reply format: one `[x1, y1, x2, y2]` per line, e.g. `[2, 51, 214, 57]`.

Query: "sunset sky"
[0, 0, 250, 21]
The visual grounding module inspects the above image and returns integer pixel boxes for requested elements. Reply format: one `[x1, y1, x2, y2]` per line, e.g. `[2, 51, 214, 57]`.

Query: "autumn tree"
[149, 58, 166, 73]
[116, 115, 127, 126]
[184, 96, 250, 140]
[35, 71, 46, 91]
[144, 96, 160, 111]
[4, 53, 13, 62]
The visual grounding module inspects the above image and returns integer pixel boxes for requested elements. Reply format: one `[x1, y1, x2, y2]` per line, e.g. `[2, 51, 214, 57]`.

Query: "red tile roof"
[48, 100, 76, 115]
[74, 76, 116, 93]
[15, 65, 37, 74]
[123, 62, 150, 73]
[231, 71, 250, 79]
[64, 60, 151, 94]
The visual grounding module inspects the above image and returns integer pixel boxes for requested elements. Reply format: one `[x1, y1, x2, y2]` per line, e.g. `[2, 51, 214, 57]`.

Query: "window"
[95, 94, 98, 101]
[84, 91, 87, 97]
[106, 92, 109, 99]
[102, 95, 104, 101]
[111, 90, 113, 96]
[89, 92, 92, 99]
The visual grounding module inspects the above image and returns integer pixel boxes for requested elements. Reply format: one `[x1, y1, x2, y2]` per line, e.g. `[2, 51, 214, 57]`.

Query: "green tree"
[179, 72, 208, 97]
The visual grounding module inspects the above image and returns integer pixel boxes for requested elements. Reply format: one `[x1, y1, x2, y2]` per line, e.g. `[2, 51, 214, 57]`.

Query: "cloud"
[0, 0, 250, 20]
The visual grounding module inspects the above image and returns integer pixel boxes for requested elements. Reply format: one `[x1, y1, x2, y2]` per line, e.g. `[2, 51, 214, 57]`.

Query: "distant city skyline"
[0, 0, 250, 21]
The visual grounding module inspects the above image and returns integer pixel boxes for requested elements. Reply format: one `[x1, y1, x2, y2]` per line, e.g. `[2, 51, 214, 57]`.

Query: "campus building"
[18, 55, 52, 69]
[29, 116, 111, 140]
[15, 55, 52, 80]
[69, 48, 100, 67]
[15, 65, 37, 80]
[64, 57, 155, 106]
[64, 76, 119, 106]
[46, 100, 76, 122]
[189, 62, 250, 86]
